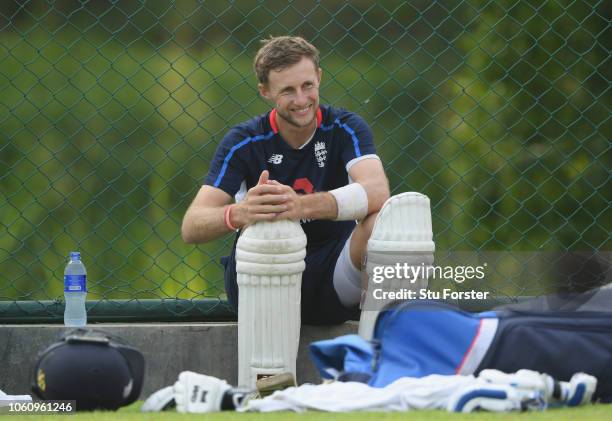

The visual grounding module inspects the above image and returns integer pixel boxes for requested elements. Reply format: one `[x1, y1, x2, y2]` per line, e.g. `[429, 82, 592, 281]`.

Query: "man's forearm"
[299, 192, 338, 220]
[297, 182, 389, 222]
[182, 206, 233, 244]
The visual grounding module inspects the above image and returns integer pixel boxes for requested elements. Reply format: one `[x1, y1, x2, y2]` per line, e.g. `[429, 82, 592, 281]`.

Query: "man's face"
[259, 57, 322, 129]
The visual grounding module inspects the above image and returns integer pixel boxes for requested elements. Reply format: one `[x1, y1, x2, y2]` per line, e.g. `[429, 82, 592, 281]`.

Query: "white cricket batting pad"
[236, 220, 307, 388]
[173, 371, 231, 414]
[359, 192, 435, 339]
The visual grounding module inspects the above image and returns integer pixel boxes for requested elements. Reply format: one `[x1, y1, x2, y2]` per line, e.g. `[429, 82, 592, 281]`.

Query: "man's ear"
[258, 83, 271, 100]
[317, 67, 323, 84]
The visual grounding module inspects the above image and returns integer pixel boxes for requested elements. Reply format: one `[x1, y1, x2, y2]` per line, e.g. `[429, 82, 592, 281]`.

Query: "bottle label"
[64, 275, 87, 292]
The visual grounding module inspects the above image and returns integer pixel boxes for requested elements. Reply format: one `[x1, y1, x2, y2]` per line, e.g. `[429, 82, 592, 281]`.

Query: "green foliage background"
[1, 1, 609, 308]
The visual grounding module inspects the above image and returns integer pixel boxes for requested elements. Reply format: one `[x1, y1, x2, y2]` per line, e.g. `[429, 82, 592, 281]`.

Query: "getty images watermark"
[369, 262, 490, 301]
[361, 251, 611, 311]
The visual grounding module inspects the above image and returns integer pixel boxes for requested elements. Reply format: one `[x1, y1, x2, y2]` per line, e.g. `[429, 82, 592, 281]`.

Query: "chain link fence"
[1, 1, 609, 322]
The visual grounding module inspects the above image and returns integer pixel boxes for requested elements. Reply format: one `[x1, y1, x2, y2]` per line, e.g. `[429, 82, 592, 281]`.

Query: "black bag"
[477, 309, 612, 402]
[311, 298, 612, 403]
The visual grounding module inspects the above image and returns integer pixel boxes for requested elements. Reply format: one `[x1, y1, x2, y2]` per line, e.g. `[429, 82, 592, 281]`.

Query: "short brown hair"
[253, 36, 320, 84]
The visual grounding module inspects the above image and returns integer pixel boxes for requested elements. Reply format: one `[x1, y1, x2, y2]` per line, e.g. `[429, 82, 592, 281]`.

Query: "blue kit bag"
[310, 299, 612, 402]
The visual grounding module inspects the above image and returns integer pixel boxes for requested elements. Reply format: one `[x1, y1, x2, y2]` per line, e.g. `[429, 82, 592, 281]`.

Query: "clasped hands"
[229, 170, 303, 228]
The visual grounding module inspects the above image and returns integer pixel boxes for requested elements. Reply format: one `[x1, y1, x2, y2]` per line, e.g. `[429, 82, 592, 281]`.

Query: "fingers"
[263, 182, 293, 194]
[248, 183, 283, 196]
[248, 193, 288, 205]
[248, 213, 278, 223]
[257, 170, 269, 185]
[271, 210, 300, 221]
[275, 184, 294, 194]
[247, 182, 294, 198]
[248, 204, 288, 214]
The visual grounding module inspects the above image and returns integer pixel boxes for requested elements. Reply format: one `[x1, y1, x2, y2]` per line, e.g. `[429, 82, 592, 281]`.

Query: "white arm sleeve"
[329, 182, 369, 221]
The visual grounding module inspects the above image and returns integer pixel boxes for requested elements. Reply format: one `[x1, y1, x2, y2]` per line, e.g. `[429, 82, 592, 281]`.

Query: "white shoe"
[449, 369, 555, 413]
[559, 373, 597, 406]
[447, 383, 545, 413]
[478, 369, 597, 407]
[478, 369, 554, 399]
[173, 371, 231, 413]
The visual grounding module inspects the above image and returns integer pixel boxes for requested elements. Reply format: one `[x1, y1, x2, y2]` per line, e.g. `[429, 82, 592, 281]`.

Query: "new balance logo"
[268, 154, 283, 164]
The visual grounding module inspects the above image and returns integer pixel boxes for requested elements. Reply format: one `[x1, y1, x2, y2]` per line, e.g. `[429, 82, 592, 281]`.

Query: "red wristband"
[224, 205, 238, 231]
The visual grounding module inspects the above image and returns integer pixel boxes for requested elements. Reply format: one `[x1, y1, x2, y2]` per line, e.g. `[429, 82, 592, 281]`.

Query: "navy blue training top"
[205, 105, 379, 245]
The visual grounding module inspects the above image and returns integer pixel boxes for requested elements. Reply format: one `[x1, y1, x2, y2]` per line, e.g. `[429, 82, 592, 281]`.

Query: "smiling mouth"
[291, 105, 312, 116]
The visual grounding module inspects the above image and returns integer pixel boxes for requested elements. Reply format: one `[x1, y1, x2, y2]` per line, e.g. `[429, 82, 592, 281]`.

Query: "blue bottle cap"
[70, 251, 81, 260]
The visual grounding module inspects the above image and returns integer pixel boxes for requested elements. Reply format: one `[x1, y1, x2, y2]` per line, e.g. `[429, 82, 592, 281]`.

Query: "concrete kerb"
[0, 321, 357, 397]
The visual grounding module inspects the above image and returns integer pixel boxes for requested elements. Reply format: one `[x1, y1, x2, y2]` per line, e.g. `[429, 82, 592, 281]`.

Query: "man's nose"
[293, 88, 309, 105]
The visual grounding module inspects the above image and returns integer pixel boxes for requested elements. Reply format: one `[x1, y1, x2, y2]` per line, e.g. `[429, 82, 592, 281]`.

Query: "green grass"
[2, 402, 611, 421]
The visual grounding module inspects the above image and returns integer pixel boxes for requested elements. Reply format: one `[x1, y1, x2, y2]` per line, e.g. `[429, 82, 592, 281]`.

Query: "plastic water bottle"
[64, 251, 87, 326]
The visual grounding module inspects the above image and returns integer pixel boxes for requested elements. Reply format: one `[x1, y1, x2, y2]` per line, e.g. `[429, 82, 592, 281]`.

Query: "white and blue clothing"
[205, 105, 379, 324]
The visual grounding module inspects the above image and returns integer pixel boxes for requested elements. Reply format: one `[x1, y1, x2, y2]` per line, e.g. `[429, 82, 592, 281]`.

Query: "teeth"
[293, 106, 310, 113]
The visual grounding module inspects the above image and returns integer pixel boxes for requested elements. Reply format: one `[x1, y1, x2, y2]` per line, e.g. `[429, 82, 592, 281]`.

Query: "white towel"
[0, 389, 32, 407]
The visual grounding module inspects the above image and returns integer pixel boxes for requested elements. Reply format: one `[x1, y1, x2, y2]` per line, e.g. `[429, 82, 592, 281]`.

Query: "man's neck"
[277, 115, 317, 149]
